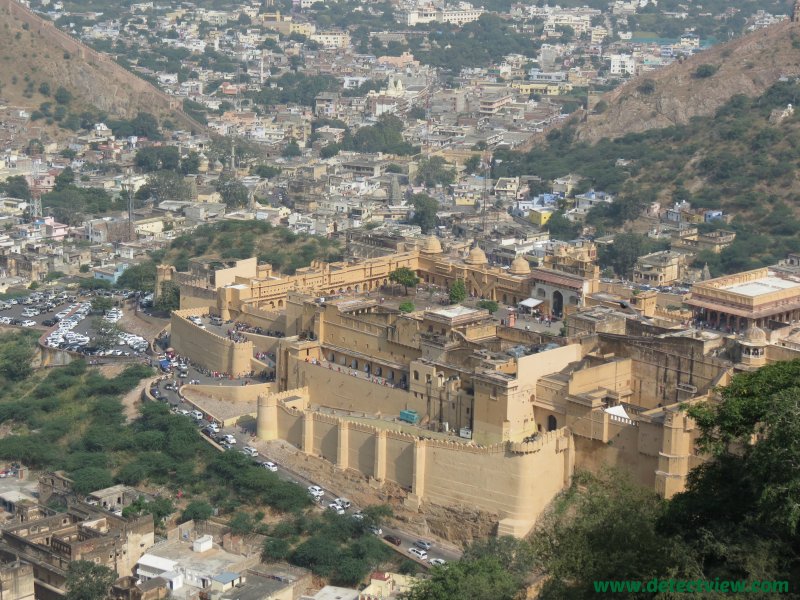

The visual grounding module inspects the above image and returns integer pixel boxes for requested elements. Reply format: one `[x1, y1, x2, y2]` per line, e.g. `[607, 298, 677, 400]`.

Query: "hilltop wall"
[257, 390, 574, 538]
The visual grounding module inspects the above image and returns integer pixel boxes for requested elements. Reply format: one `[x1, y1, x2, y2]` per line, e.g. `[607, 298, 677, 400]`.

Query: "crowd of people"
[308, 357, 403, 389]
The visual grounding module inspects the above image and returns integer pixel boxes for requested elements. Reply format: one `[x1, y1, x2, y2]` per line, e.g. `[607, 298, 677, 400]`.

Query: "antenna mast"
[30, 159, 42, 219]
[125, 169, 134, 239]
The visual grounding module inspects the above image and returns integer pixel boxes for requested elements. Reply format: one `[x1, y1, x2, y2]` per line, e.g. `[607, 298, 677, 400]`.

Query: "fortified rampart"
[170, 309, 255, 376]
[0, 0, 204, 129]
[257, 389, 574, 538]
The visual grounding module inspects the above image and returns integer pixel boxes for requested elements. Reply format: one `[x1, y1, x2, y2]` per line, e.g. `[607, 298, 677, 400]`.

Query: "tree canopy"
[65, 561, 116, 600]
[449, 279, 467, 304]
[409, 193, 438, 234]
[389, 267, 419, 295]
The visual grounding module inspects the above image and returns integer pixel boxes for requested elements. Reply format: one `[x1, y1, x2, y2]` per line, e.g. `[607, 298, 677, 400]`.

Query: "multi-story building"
[633, 250, 686, 286]
[0, 501, 154, 599]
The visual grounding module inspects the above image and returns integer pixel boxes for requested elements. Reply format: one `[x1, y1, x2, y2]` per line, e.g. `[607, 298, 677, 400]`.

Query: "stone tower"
[153, 264, 175, 303]
[794, 0, 800, 22]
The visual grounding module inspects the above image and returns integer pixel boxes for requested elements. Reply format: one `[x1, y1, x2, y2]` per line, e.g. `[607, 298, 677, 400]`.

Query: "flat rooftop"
[722, 276, 800, 297]
[427, 305, 481, 319]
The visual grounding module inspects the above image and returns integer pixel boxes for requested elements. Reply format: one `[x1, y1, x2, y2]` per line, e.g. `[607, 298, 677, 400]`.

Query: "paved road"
[149, 368, 462, 566]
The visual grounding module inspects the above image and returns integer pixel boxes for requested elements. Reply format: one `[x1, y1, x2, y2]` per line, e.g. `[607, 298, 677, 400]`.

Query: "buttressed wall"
[170, 309, 254, 376]
[257, 388, 574, 538]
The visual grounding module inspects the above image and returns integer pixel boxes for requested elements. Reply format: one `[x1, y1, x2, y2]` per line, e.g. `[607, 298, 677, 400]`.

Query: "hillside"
[494, 78, 800, 276]
[0, 0, 200, 131]
[576, 20, 800, 142]
[163, 221, 344, 276]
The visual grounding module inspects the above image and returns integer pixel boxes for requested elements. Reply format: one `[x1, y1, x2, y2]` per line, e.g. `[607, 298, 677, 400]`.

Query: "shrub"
[694, 64, 717, 78]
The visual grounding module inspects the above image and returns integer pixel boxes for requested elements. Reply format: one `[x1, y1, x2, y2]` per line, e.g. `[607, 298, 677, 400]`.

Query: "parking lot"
[0, 289, 150, 358]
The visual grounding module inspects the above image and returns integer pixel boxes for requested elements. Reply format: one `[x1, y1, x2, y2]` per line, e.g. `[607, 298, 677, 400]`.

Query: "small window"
[414, 370, 419, 380]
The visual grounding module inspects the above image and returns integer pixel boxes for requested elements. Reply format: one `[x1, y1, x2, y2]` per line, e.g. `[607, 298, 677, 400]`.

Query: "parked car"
[308, 485, 324, 497]
[383, 535, 402, 546]
[262, 461, 278, 472]
[242, 446, 258, 457]
[408, 547, 428, 560]
[190, 410, 203, 420]
[414, 540, 433, 551]
[222, 434, 237, 445]
[327, 502, 345, 515]
[429, 558, 446, 567]
[370, 526, 382, 536]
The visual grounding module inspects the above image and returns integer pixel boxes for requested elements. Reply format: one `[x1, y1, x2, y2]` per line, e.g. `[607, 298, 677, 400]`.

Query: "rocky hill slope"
[576, 20, 800, 142]
[0, 0, 201, 130]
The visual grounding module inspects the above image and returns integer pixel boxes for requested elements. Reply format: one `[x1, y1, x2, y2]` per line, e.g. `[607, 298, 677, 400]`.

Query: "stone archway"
[547, 415, 558, 431]
[552, 291, 563, 317]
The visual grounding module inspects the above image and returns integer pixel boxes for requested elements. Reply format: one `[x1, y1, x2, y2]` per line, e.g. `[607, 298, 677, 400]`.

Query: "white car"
[328, 502, 345, 515]
[222, 434, 237, 445]
[242, 446, 258, 457]
[207, 423, 220, 433]
[20, 320, 36, 327]
[408, 547, 427, 560]
[262, 461, 278, 472]
[308, 485, 324, 497]
[190, 410, 203, 420]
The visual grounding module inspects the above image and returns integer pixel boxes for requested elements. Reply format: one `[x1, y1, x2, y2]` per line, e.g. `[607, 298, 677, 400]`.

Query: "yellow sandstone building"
[163, 240, 722, 538]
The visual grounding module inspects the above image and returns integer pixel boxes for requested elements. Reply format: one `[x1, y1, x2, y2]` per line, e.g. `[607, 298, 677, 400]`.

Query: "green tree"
[694, 64, 717, 78]
[54, 167, 75, 190]
[415, 156, 456, 188]
[389, 266, 420, 295]
[0, 331, 35, 381]
[155, 280, 180, 312]
[181, 151, 201, 175]
[262, 537, 290, 561]
[229, 511, 254, 536]
[54, 86, 72, 105]
[464, 154, 481, 175]
[476, 299, 498, 313]
[319, 143, 340, 159]
[533, 470, 699, 599]
[215, 174, 250, 209]
[253, 164, 281, 179]
[662, 360, 800, 584]
[403, 556, 521, 600]
[181, 500, 213, 523]
[546, 212, 581, 240]
[65, 560, 116, 600]
[282, 139, 302, 157]
[398, 300, 415, 313]
[449, 279, 467, 304]
[409, 193, 438, 233]
[0, 175, 31, 200]
[598, 232, 665, 278]
[70, 467, 114, 495]
[146, 170, 192, 203]
[91, 296, 114, 314]
[116, 262, 157, 292]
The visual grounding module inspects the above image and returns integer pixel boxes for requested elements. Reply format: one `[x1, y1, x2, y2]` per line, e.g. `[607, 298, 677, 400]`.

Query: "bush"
[476, 300, 499, 313]
[694, 64, 717, 78]
[399, 301, 415, 313]
[180, 501, 213, 523]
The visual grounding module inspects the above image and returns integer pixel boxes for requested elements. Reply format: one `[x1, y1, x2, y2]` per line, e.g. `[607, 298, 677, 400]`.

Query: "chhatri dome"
[465, 245, 488, 266]
[741, 324, 767, 345]
[421, 235, 442, 254]
[509, 255, 531, 275]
